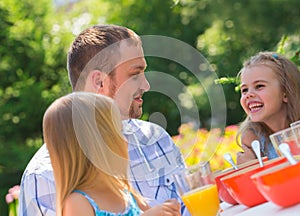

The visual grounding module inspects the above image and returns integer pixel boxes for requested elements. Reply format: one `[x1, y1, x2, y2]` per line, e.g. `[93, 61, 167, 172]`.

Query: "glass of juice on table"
[270, 127, 300, 156]
[173, 162, 220, 216]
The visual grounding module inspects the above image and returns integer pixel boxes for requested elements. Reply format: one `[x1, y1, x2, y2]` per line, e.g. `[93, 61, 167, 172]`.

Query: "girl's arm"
[141, 199, 181, 216]
[236, 130, 257, 165]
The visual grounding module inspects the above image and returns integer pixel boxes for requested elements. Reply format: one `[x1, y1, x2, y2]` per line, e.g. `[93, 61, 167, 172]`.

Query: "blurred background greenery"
[0, 0, 299, 214]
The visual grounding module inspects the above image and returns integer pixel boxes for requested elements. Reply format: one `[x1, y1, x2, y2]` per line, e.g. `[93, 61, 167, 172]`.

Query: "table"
[220, 201, 300, 216]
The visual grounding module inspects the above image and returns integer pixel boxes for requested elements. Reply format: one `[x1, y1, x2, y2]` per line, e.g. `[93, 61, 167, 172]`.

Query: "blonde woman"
[43, 92, 180, 216]
[236, 52, 300, 164]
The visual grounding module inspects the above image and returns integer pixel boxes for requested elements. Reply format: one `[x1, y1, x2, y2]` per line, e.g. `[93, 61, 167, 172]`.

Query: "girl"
[43, 92, 180, 216]
[236, 51, 300, 164]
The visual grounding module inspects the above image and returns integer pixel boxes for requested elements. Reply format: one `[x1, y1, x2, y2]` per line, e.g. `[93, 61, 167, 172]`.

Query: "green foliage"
[0, 0, 72, 213]
[102, 0, 300, 131]
[214, 77, 240, 92]
[290, 51, 300, 66]
[215, 35, 300, 92]
[277, 34, 300, 66]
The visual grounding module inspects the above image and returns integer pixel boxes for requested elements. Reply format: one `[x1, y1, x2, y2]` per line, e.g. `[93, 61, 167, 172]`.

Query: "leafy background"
[0, 0, 299, 214]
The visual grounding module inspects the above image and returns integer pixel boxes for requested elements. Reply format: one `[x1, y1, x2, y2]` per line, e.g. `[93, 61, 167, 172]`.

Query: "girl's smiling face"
[240, 64, 288, 131]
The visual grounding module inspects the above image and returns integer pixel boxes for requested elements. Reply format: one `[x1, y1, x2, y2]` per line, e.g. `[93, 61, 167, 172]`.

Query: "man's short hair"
[67, 24, 142, 91]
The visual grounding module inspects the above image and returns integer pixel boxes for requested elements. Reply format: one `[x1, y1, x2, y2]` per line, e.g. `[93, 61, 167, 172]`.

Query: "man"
[19, 24, 187, 215]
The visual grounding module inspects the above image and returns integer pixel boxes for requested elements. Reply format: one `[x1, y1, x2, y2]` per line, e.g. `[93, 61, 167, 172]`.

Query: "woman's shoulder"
[63, 192, 94, 216]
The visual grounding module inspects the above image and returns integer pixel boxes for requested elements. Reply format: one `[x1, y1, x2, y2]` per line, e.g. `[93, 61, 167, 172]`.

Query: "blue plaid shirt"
[19, 119, 188, 216]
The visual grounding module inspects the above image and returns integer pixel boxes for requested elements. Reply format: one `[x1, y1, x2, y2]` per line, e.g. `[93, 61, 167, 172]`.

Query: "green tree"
[183, 0, 300, 125]
[0, 0, 72, 213]
[98, 0, 300, 133]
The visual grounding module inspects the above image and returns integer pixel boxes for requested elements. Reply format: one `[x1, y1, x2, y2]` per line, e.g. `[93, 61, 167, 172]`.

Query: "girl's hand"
[142, 199, 181, 216]
[236, 144, 256, 165]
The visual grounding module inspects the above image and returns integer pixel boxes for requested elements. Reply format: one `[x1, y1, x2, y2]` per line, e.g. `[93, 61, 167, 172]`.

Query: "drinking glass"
[290, 120, 300, 128]
[270, 127, 300, 156]
[173, 162, 220, 216]
[291, 120, 300, 147]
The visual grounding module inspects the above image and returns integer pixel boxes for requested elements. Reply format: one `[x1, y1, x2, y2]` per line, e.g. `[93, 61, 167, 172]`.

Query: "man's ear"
[90, 70, 106, 90]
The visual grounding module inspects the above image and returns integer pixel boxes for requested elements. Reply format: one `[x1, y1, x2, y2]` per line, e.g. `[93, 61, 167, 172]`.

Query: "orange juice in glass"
[173, 162, 220, 216]
[182, 184, 219, 216]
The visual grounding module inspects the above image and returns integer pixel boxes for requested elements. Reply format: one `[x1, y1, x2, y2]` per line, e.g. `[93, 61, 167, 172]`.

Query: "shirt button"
[166, 178, 170, 183]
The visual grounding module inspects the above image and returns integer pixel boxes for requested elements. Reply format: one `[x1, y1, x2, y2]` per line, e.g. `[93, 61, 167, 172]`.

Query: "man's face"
[106, 42, 150, 119]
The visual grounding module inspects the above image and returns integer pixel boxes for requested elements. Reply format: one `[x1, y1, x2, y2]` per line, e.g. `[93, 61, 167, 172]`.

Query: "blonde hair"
[43, 92, 145, 215]
[237, 52, 300, 152]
